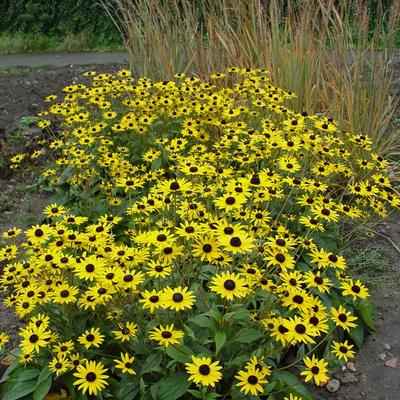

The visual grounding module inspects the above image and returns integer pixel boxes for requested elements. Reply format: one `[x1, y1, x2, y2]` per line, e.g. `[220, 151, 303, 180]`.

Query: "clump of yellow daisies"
[1, 67, 398, 399]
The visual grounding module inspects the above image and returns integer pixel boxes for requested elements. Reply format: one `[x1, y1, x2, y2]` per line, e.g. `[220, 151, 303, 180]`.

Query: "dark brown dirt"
[0, 62, 399, 399]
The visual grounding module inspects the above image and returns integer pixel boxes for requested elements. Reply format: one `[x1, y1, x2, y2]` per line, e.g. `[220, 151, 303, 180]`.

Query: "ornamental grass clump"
[1, 68, 399, 399]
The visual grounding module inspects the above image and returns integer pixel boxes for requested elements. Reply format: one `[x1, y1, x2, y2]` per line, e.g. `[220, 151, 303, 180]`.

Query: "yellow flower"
[209, 272, 248, 300]
[331, 340, 356, 362]
[300, 355, 329, 385]
[73, 360, 109, 395]
[149, 324, 184, 347]
[78, 327, 104, 349]
[340, 279, 369, 300]
[114, 353, 136, 374]
[185, 356, 222, 387]
[330, 305, 358, 331]
[160, 286, 196, 311]
[235, 367, 268, 396]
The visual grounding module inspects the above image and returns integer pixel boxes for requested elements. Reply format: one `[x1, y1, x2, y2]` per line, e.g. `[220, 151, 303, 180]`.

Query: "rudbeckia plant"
[1, 68, 398, 399]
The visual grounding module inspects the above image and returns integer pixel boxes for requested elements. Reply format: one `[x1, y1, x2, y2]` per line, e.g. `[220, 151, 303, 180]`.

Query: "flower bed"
[1, 68, 399, 399]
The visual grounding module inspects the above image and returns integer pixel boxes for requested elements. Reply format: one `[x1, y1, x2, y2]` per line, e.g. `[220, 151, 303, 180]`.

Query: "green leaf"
[214, 331, 226, 355]
[0, 360, 21, 383]
[36, 367, 52, 384]
[151, 157, 163, 170]
[272, 370, 313, 400]
[141, 352, 163, 374]
[187, 389, 203, 398]
[188, 314, 212, 329]
[233, 328, 264, 343]
[157, 372, 191, 400]
[349, 323, 365, 348]
[33, 374, 52, 400]
[2, 378, 37, 400]
[357, 299, 376, 331]
[9, 366, 40, 382]
[166, 344, 194, 363]
[223, 308, 250, 322]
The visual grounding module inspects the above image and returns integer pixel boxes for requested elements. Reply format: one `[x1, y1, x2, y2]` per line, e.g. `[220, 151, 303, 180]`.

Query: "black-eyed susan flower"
[2, 228, 22, 239]
[283, 315, 317, 345]
[53, 340, 74, 356]
[284, 394, 304, 400]
[74, 255, 106, 281]
[235, 367, 268, 396]
[73, 360, 109, 395]
[303, 271, 332, 293]
[330, 305, 358, 331]
[209, 272, 248, 300]
[145, 261, 172, 278]
[139, 289, 162, 313]
[19, 324, 51, 354]
[300, 355, 329, 385]
[111, 321, 137, 342]
[340, 279, 369, 300]
[160, 286, 196, 311]
[268, 317, 290, 345]
[43, 203, 68, 217]
[331, 340, 356, 362]
[218, 232, 254, 254]
[185, 355, 222, 387]
[0, 332, 10, 349]
[114, 353, 136, 375]
[49, 354, 73, 376]
[192, 236, 222, 262]
[149, 324, 184, 347]
[52, 284, 79, 304]
[78, 327, 104, 349]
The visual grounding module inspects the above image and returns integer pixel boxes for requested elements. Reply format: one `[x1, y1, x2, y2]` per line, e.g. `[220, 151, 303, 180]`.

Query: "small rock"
[360, 391, 366, 396]
[23, 127, 42, 137]
[384, 357, 398, 368]
[384, 343, 391, 350]
[347, 361, 357, 372]
[378, 353, 387, 361]
[326, 379, 340, 393]
[339, 372, 358, 384]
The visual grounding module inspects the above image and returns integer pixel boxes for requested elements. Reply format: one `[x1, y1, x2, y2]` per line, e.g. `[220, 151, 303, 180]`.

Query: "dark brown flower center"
[172, 293, 184, 302]
[86, 372, 97, 382]
[295, 324, 306, 334]
[339, 345, 348, 353]
[247, 375, 258, 384]
[29, 334, 39, 343]
[149, 295, 159, 303]
[224, 279, 236, 290]
[199, 364, 210, 375]
[203, 244, 212, 253]
[230, 237, 242, 247]
[311, 366, 320, 374]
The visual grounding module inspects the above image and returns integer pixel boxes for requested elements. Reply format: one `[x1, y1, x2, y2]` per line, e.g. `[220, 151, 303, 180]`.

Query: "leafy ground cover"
[0, 61, 398, 400]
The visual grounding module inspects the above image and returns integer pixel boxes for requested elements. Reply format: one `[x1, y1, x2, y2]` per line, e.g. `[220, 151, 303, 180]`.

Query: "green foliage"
[0, 0, 120, 48]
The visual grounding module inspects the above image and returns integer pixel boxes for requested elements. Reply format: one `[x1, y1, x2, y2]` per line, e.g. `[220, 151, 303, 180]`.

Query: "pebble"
[339, 372, 358, 384]
[378, 353, 387, 361]
[384, 343, 391, 350]
[347, 361, 357, 372]
[326, 379, 341, 393]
